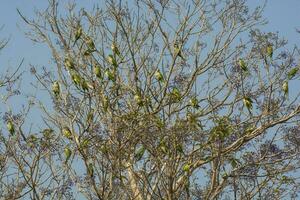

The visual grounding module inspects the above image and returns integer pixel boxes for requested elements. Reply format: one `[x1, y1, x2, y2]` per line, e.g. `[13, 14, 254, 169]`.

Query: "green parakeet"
[64, 57, 75, 70]
[134, 146, 145, 161]
[71, 73, 82, 86]
[7, 121, 14, 135]
[134, 94, 143, 106]
[243, 97, 253, 113]
[52, 81, 60, 98]
[42, 128, 54, 138]
[159, 139, 168, 154]
[87, 109, 94, 124]
[174, 42, 184, 59]
[176, 143, 184, 154]
[282, 81, 288, 96]
[87, 163, 94, 176]
[189, 97, 199, 109]
[27, 135, 38, 148]
[107, 54, 118, 67]
[154, 70, 164, 82]
[80, 79, 89, 91]
[94, 65, 101, 79]
[287, 68, 299, 80]
[80, 139, 89, 149]
[182, 163, 190, 172]
[238, 59, 247, 72]
[62, 127, 72, 139]
[86, 37, 95, 51]
[230, 158, 238, 168]
[104, 69, 116, 81]
[170, 87, 181, 102]
[83, 49, 93, 56]
[73, 26, 82, 46]
[266, 45, 273, 58]
[102, 96, 109, 112]
[64, 147, 72, 163]
[111, 43, 120, 56]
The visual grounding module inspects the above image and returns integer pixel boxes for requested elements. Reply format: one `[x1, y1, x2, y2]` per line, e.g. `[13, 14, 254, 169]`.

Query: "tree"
[1, 0, 300, 199]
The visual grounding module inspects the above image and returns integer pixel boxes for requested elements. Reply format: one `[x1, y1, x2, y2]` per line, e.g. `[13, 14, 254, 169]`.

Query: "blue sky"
[0, 0, 299, 74]
[1, 0, 300, 76]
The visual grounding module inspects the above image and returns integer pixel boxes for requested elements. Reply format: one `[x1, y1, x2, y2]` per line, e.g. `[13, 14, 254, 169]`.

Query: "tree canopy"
[1, 0, 300, 199]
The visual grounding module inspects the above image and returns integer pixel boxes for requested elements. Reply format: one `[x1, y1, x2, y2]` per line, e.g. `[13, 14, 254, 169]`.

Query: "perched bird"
[238, 59, 248, 72]
[134, 94, 143, 106]
[176, 143, 184, 154]
[52, 81, 60, 98]
[71, 73, 82, 86]
[62, 127, 72, 139]
[243, 97, 253, 114]
[73, 26, 83, 46]
[80, 138, 89, 149]
[111, 43, 120, 56]
[64, 147, 72, 163]
[134, 146, 145, 161]
[182, 163, 190, 172]
[174, 41, 184, 59]
[170, 87, 181, 102]
[93, 65, 102, 79]
[159, 139, 168, 154]
[86, 36, 95, 51]
[42, 128, 54, 138]
[87, 109, 94, 124]
[64, 57, 75, 70]
[83, 49, 93, 56]
[282, 81, 289, 97]
[287, 68, 299, 80]
[154, 70, 164, 82]
[80, 79, 89, 91]
[107, 54, 118, 68]
[7, 121, 15, 135]
[102, 96, 109, 112]
[87, 163, 94, 177]
[266, 44, 273, 58]
[104, 69, 116, 82]
[189, 97, 200, 109]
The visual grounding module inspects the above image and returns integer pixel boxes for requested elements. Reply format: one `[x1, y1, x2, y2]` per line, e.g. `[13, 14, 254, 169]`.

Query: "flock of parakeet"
[6, 26, 299, 169]
[238, 44, 299, 114]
